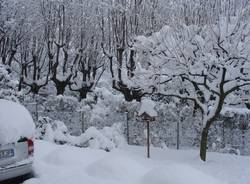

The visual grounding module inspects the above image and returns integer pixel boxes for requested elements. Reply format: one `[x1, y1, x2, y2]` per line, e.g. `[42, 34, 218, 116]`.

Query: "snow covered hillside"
[24, 141, 250, 184]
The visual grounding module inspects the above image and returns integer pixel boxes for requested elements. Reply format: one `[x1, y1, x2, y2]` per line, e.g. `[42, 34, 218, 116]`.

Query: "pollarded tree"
[136, 13, 250, 161]
[69, 36, 105, 101]
[0, 0, 50, 94]
[99, 0, 163, 101]
[67, 0, 106, 100]
[40, 0, 78, 95]
[0, 0, 33, 66]
[18, 35, 50, 94]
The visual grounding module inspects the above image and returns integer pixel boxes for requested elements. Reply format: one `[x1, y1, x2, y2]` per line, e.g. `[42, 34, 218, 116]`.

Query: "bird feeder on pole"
[137, 99, 158, 158]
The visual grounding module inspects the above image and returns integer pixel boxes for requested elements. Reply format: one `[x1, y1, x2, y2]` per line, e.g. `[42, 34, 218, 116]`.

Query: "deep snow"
[24, 141, 250, 184]
[0, 99, 35, 144]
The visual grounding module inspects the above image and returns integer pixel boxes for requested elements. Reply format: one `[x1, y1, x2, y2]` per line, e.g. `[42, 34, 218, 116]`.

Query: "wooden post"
[137, 111, 156, 159]
[147, 120, 150, 158]
[222, 120, 225, 147]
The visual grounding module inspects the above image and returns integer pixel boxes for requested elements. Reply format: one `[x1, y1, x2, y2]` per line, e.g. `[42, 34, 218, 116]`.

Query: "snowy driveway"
[23, 141, 250, 184]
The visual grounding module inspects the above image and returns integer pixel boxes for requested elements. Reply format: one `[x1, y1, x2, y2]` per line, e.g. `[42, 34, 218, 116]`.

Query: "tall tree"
[136, 12, 250, 161]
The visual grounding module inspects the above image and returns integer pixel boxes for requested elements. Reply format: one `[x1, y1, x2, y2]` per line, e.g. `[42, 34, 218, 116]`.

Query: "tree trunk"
[18, 75, 23, 91]
[8, 50, 16, 66]
[56, 83, 67, 95]
[79, 90, 87, 101]
[52, 76, 71, 96]
[199, 94, 225, 161]
[30, 83, 40, 94]
[117, 48, 124, 82]
[200, 128, 209, 161]
[2, 55, 6, 65]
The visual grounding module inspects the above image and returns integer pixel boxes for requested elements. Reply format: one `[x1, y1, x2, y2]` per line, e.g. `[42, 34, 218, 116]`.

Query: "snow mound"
[86, 154, 146, 181]
[75, 123, 126, 151]
[42, 146, 89, 167]
[37, 118, 126, 151]
[140, 164, 224, 184]
[77, 127, 115, 151]
[0, 99, 35, 144]
[36, 117, 70, 144]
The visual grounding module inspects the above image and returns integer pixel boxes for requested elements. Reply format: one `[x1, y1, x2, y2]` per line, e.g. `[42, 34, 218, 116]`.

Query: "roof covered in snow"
[138, 99, 158, 117]
[0, 99, 35, 144]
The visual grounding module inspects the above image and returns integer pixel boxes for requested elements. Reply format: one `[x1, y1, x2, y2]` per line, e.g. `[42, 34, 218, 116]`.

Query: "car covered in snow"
[0, 99, 35, 182]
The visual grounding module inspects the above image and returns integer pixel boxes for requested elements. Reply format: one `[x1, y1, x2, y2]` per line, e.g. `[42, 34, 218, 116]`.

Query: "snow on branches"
[135, 14, 250, 161]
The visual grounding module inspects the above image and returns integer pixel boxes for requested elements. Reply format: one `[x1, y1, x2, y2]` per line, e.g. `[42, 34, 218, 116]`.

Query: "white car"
[0, 99, 35, 182]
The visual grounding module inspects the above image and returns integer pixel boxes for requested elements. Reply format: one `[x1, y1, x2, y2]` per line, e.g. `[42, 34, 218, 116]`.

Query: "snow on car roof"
[0, 99, 35, 144]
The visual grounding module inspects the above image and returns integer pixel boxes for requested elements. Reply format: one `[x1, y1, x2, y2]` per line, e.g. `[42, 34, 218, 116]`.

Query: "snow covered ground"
[23, 140, 250, 184]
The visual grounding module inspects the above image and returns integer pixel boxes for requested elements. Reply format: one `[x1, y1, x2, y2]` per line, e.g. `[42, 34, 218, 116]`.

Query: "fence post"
[35, 96, 39, 121]
[146, 120, 150, 158]
[177, 120, 180, 150]
[126, 112, 129, 144]
[222, 120, 225, 147]
[81, 111, 84, 133]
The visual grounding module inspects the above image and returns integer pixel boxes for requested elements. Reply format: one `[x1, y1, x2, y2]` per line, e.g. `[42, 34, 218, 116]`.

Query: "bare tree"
[40, 0, 75, 95]
[18, 36, 49, 94]
[99, 0, 159, 101]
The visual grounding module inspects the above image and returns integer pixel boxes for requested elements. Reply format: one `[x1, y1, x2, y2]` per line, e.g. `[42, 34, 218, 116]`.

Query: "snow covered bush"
[0, 64, 21, 102]
[71, 86, 126, 133]
[36, 117, 70, 144]
[220, 145, 241, 155]
[76, 127, 115, 151]
[36, 118, 126, 152]
[72, 123, 126, 151]
[101, 123, 126, 149]
[36, 116, 52, 140]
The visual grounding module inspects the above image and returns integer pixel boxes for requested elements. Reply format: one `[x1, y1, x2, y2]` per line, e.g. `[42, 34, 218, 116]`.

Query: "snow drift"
[86, 154, 147, 181]
[140, 164, 223, 184]
[23, 141, 246, 184]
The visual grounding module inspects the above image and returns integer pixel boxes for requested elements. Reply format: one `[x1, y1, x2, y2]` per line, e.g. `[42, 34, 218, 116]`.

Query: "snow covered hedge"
[0, 64, 22, 102]
[36, 117, 126, 151]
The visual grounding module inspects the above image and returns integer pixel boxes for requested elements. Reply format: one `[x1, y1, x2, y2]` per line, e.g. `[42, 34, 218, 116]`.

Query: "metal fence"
[22, 101, 250, 156]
